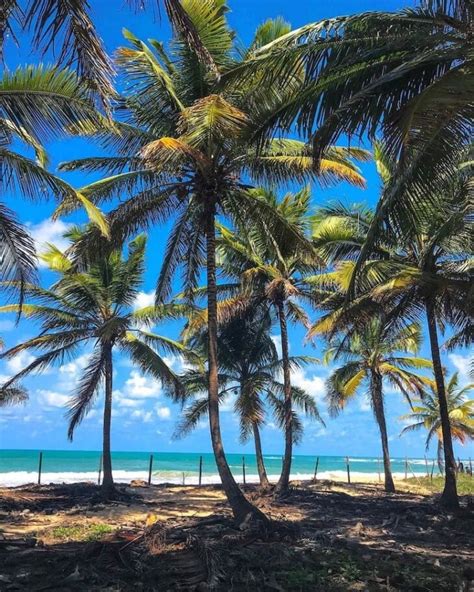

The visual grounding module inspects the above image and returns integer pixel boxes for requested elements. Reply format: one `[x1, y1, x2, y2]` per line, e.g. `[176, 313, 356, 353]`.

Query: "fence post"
[345, 456, 351, 484]
[97, 454, 102, 486]
[469, 458, 473, 477]
[37, 451, 43, 486]
[148, 454, 154, 486]
[424, 456, 429, 478]
[377, 458, 381, 483]
[242, 456, 246, 487]
[313, 456, 320, 481]
[404, 456, 408, 480]
[430, 460, 435, 481]
[198, 455, 203, 487]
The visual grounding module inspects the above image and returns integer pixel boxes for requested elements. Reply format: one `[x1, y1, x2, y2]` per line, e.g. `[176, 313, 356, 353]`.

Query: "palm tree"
[56, 4, 366, 521]
[0, 66, 108, 303]
[324, 317, 432, 493]
[401, 372, 474, 473]
[216, 187, 326, 497]
[177, 308, 322, 489]
[241, 0, 472, 279]
[310, 146, 471, 509]
[0, 231, 188, 497]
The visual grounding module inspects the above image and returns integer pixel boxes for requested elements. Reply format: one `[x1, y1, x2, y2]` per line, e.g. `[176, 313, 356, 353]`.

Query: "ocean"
[0, 449, 445, 487]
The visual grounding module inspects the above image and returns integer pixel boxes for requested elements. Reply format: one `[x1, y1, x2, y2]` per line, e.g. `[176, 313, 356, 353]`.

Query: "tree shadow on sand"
[1, 481, 473, 591]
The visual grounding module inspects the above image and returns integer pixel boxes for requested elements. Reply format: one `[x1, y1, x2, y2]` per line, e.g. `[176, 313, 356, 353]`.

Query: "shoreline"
[0, 469, 430, 487]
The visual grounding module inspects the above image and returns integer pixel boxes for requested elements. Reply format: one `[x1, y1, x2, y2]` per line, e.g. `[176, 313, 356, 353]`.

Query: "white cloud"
[291, 367, 326, 404]
[271, 335, 282, 357]
[6, 351, 36, 374]
[28, 219, 71, 267]
[124, 370, 163, 399]
[358, 398, 371, 412]
[448, 353, 472, 384]
[155, 406, 171, 419]
[133, 290, 155, 310]
[0, 320, 15, 331]
[59, 354, 90, 377]
[131, 409, 154, 423]
[115, 389, 144, 408]
[39, 389, 70, 408]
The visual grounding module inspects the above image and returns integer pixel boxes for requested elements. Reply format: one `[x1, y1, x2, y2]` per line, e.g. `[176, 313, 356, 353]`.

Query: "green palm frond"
[66, 348, 105, 439]
[121, 332, 184, 400]
[0, 65, 104, 139]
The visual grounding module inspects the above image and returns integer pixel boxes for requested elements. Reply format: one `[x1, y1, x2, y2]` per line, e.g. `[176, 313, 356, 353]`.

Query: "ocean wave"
[0, 468, 430, 488]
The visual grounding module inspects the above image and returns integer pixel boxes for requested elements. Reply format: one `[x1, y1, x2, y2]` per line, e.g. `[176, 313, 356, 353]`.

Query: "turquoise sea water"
[0, 449, 443, 486]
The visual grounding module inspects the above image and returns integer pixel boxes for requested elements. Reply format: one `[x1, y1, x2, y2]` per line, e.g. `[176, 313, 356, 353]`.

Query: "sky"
[0, 0, 472, 461]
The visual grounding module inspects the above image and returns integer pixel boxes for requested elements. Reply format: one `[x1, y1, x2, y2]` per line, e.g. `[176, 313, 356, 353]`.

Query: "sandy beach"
[1, 478, 473, 590]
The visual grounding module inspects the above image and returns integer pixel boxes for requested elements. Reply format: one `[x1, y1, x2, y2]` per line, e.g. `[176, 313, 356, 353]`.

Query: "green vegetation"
[401, 474, 474, 496]
[45, 523, 115, 543]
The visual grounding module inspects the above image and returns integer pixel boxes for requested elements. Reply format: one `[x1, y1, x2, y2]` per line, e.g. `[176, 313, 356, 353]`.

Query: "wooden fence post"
[430, 460, 435, 481]
[404, 457, 408, 480]
[97, 454, 102, 486]
[242, 456, 246, 487]
[37, 452, 43, 486]
[377, 458, 381, 483]
[148, 454, 154, 485]
[313, 457, 320, 481]
[345, 456, 351, 484]
[198, 455, 203, 487]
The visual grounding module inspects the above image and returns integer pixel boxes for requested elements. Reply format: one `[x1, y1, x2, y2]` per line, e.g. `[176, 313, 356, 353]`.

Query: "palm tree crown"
[242, 1, 472, 276]
[401, 372, 474, 471]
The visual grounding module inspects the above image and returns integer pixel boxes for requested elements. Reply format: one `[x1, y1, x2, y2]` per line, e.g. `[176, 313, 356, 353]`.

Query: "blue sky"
[0, 0, 472, 461]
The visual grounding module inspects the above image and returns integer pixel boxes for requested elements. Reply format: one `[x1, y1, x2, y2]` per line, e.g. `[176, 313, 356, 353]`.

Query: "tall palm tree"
[0, 66, 108, 303]
[0, 231, 188, 497]
[401, 372, 474, 473]
[310, 146, 472, 508]
[240, 0, 472, 279]
[56, 4, 366, 521]
[324, 317, 432, 493]
[177, 308, 322, 489]
[216, 187, 326, 497]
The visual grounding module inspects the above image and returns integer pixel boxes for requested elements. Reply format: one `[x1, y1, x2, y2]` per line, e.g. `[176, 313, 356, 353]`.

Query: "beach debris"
[130, 479, 148, 487]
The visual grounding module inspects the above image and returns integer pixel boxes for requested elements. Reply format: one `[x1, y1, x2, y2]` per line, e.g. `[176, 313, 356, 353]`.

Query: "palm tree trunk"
[205, 203, 266, 524]
[370, 371, 395, 493]
[101, 342, 115, 498]
[425, 298, 458, 509]
[274, 300, 292, 497]
[437, 440, 444, 475]
[252, 422, 270, 490]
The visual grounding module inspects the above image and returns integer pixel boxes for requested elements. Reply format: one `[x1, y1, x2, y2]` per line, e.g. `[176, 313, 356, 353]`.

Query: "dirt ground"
[0, 479, 473, 591]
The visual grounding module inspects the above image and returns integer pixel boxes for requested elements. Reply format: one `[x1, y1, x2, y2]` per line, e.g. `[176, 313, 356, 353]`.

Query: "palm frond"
[25, 0, 114, 108]
[67, 347, 105, 438]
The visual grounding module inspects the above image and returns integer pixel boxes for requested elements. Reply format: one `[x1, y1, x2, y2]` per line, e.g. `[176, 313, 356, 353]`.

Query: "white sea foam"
[0, 469, 417, 487]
